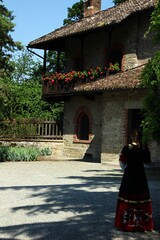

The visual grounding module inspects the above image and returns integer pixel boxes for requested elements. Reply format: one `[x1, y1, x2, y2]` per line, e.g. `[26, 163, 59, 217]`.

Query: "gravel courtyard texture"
[0, 160, 159, 240]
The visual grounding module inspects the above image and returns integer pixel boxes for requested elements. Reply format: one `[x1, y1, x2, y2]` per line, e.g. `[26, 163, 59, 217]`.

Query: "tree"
[11, 49, 43, 83]
[0, 0, 23, 120]
[0, 0, 22, 78]
[0, 1, 64, 122]
[141, 52, 160, 142]
[10, 79, 63, 120]
[63, 0, 83, 25]
[46, 51, 65, 73]
[146, 0, 160, 42]
[1, 49, 64, 121]
[140, 0, 160, 142]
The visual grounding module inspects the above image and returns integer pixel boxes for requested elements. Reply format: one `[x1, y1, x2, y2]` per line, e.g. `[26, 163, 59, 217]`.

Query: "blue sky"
[3, 0, 114, 47]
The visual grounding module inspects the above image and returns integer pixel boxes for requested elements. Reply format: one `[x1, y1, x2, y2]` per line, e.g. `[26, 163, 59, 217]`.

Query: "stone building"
[28, 0, 160, 164]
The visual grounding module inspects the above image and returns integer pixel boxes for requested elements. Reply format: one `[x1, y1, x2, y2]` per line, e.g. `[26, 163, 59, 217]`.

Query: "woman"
[115, 129, 154, 231]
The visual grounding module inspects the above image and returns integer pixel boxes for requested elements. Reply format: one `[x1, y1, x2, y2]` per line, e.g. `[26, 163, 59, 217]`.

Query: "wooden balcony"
[42, 65, 120, 98]
[42, 78, 83, 97]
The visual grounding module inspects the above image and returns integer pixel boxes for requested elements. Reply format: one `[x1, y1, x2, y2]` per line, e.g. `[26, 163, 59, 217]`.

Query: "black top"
[119, 144, 151, 201]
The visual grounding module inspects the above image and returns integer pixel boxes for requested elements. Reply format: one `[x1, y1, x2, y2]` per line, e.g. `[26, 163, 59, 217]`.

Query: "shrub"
[0, 146, 52, 162]
[40, 147, 52, 156]
[0, 146, 9, 162]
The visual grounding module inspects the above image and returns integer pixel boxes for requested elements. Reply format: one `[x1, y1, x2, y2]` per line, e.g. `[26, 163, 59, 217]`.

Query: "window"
[110, 49, 122, 69]
[127, 109, 143, 142]
[73, 106, 92, 143]
[74, 56, 82, 71]
[77, 113, 89, 140]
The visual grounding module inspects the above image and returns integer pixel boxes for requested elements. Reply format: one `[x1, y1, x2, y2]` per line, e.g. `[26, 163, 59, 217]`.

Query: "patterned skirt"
[115, 197, 153, 231]
[115, 166, 154, 231]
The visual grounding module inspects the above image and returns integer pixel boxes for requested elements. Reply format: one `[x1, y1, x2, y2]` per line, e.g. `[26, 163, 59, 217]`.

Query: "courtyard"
[0, 160, 159, 240]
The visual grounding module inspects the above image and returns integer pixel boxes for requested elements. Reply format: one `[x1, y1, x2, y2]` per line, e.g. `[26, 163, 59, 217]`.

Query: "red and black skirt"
[115, 197, 153, 231]
[115, 165, 154, 231]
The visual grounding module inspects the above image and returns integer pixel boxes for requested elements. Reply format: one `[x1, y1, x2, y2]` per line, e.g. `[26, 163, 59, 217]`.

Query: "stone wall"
[61, 89, 160, 164]
[83, 30, 107, 69]
[65, 30, 107, 71]
[63, 95, 103, 161]
[65, 10, 160, 73]
[100, 91, 160, 164]
[101, 91, 144, 163]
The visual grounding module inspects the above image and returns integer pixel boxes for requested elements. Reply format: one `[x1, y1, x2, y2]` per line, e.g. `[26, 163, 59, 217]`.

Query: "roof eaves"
[28, 0, 156, 49]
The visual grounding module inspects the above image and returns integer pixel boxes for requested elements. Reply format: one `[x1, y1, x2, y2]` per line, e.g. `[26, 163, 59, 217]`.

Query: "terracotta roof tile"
[72, 65, 144, 93]
[28, 0, 156, 49]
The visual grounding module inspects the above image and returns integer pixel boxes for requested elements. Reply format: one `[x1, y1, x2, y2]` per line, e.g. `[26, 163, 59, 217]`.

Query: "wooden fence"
[0, 119, 63, 140]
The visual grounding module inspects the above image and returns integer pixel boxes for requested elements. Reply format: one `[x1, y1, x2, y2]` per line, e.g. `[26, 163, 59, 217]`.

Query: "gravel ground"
[0, 160, 159, 240]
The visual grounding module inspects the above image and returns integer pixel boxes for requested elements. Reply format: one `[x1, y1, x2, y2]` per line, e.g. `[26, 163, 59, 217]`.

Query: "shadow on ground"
[0, 165, 159, 240]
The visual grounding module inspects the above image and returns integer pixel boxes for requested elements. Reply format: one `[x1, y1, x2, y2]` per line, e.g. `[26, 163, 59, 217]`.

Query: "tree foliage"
[63, 0, 83, 25]
[8, 79, 62, 120]
[46, 51, 65, 73]
[11, 49, 42, 82]
[140, 1, 160, 142]
[0, 0, 22, 78]
[141, 52, 160, 142]
[146, 0, 160, 41]
[0, 49, 64, 121]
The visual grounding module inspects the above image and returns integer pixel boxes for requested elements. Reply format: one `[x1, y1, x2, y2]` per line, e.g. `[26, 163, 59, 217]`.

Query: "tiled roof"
[28, 0, 156, 49]
[71, 65, 144, 93]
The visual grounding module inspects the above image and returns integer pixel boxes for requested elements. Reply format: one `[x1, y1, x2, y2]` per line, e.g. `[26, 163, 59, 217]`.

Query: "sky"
[3, 0, 114, 47]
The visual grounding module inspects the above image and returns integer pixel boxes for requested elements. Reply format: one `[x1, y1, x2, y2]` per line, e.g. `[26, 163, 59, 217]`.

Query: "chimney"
[83, 0, 101, 17]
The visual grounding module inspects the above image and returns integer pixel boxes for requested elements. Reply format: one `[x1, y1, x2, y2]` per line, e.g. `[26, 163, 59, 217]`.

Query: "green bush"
[0, 146, 9, 162]
[0, 146, 52, 162]
[40, 147, 52, 156]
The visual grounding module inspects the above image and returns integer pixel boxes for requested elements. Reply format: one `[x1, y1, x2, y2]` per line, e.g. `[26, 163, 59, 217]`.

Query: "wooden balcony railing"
[42, 64, 120, 96]
[42, 79, 81, 96]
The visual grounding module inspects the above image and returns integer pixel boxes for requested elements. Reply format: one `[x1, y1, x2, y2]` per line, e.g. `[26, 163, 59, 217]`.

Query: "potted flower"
[108, 62, 120, 74]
